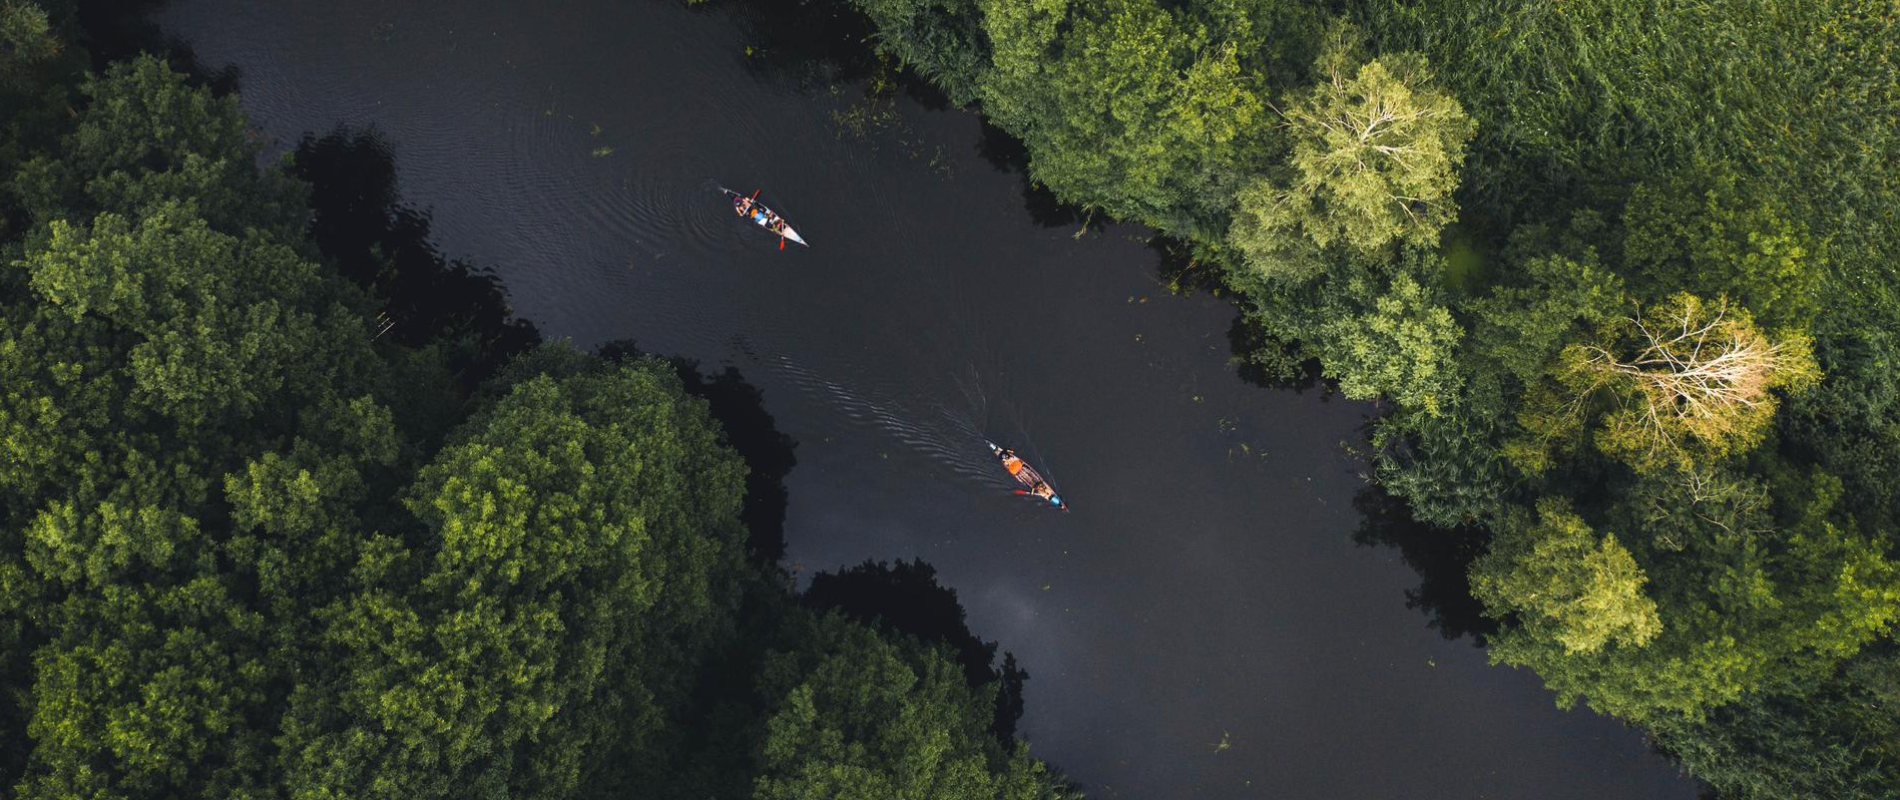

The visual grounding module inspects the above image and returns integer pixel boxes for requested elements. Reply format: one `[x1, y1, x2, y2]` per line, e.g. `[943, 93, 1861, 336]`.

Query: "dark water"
[157, 1, 1698, 797]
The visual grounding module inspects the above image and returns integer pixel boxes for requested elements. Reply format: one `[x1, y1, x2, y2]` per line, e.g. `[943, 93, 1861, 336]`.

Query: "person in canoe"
[998, 447, 1027, 478]
[993, 445, 1067, 510]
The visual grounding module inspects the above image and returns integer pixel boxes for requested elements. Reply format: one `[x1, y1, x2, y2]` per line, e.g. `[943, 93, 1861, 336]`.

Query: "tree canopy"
[0, 45, 1073, 800]
[844, 0, 1900, 794]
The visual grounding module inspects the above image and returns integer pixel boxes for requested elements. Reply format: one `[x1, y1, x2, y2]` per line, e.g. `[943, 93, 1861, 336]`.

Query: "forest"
[0, 4, 1075, 798]
[839, 0, 1899, 798]
[4, 0, 1897, 797]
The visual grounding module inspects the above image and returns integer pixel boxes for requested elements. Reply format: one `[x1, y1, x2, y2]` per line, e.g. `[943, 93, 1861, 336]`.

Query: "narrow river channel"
[156, 1, 1700, 797]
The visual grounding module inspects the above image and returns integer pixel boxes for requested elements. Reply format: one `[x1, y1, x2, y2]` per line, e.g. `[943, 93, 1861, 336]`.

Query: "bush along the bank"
[0, 16, 1077, 799]
[839, 0, 1900, 797]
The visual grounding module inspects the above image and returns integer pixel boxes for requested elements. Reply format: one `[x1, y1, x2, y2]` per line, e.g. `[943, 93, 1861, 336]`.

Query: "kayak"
[988, 441, 1067, 510]
[722, 188, 809, 248]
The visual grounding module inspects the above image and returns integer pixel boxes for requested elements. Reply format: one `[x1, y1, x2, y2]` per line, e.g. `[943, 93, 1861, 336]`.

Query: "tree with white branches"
[1517, 293, 1819, 473]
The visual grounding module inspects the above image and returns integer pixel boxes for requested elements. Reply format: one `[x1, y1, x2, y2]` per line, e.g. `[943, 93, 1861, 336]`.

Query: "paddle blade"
[1012, 489, 1029, 495]
[778, 237, 785, 251]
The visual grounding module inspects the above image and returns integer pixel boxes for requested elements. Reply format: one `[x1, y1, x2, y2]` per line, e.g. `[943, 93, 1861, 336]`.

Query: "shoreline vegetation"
[0, 0, 1892, 798]
[0, 4, 1076, 798]
[825, 0, 1900, 797]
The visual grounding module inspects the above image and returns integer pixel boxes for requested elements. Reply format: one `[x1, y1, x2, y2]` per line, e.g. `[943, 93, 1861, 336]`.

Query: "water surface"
[157, 2, 1698, 797]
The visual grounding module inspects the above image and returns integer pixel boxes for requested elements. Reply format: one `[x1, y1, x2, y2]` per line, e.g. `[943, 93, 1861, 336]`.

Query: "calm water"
[158, 2, 1698, 797]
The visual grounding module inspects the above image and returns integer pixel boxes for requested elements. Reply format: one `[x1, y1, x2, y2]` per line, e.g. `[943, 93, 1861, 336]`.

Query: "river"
[155, 1, 1699, 797]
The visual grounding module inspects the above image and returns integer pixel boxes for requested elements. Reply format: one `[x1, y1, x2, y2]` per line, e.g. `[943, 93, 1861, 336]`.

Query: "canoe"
[722, 188, 808, 247]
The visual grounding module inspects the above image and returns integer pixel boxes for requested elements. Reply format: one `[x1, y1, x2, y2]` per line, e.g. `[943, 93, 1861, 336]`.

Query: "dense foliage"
[0, 12, 1072, 799]
[842, 0, 1900, 796]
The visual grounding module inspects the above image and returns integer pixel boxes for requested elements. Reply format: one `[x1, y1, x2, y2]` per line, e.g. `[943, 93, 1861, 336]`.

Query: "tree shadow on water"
[713, 0, 949, 110]
[1351, 483, 1498, 645]
[974, 120, 1089, 229]
[803, 558, 1029, 744]
[71, 0, 240, 92]
[292, 126, 541, 388]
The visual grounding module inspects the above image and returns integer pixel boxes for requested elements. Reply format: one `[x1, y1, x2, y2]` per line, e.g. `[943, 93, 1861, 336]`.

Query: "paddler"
[1029, 480, 1066, 510]
[997, 447, 1027, 477]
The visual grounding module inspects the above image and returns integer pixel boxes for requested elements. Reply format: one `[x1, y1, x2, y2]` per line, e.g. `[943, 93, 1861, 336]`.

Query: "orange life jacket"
[1003, 456, 1025, 476]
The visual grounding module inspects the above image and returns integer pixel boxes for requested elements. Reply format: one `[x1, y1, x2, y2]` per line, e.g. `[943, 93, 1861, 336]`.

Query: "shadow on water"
[72, 0, 238, 92]
[1350, 484, 1498, 645]
[1225, 312, 1327, 393]
[716, 0, 951, 110]
[292, 126, 542, 388]
[803, 558, 1029, 743]
[722, 0, 1077, 228]
[974, 120, 1089, 229]
[596, 341, 800, 566]
[292, 126, 803, 565]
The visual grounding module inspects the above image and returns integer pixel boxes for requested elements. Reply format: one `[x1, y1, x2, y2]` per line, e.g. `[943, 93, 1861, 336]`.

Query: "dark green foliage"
[751, 611, 1074, 800]
[0, 63, 390, 795]
[0, 2, 61, 90]
[1647, 645, 1900, 800]
[974, 0, 1289, 237]
[12, 55, 307, 239]
[2, 51, 1073, 800]
[851, 0, 988, 104]
[845, 0, 1900, 795]
[277, 349, 751, 800]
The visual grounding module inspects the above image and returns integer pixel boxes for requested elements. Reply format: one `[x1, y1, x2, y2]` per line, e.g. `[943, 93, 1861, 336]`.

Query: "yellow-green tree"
[1512, 293, 1819, 474]
[1472, 499, 1661, 655]
[1228, 24, 1473, 280]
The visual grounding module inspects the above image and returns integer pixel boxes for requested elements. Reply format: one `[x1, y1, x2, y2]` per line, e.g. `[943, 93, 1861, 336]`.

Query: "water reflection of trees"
[1351, 484, 1498, 645]
[294, 127, 541, 388]
[718, 0, 948, 110]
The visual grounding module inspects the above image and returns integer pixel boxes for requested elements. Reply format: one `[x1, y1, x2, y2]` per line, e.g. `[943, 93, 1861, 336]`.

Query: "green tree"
[278, 350, 749, 800]
[2, 197, 386, 800]
[1465, 220, 1626, 387]
[1513, 293, 1820, 475]
[849, 0, 989, 104]
[1483, 467, 1899, 722]
[1623, 170, 1824, 329]
[12, 55, 307, 238]
[753, 612, 1075, 800]
[1315, 270, 1463, 414]
[1647, 646, 1900, 800]
[978, 0, 1272, 236]
[1472, 499, 1661, 655]
[0, 1, 60, 89]
[1228, 24, 1473, 279]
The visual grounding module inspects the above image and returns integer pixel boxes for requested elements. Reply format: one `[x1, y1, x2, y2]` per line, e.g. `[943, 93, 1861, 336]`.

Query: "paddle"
[1013, 488, 1070, 510]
